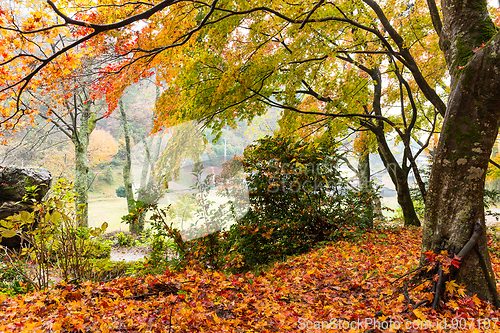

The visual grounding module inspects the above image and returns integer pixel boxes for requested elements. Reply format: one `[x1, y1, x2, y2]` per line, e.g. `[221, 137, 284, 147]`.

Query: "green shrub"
[0, 259, 32, 295]
[122, 136, 377, 273]
[86, 259, 134, 282]
[116, 185, 126, 198]
[218, 135, 376, 271]
[104, 167, 114, 184]
[0, 179, 109, 289]
[84, 239, 111, 259]
[114, 232, 137, 247]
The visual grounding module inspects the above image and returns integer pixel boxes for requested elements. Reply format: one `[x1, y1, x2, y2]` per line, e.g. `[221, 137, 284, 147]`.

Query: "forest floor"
[2, 226, 500, 332]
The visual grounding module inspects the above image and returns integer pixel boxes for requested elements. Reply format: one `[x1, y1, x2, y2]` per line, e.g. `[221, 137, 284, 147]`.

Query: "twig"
[300, 0, 325, 29]
[414, 299, 429, 309]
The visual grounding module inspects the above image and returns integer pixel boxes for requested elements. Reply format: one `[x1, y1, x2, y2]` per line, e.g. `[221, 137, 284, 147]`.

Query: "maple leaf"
[413, 308, 427, 321]
[423, 249, 436, 262]
[451, 254, 461, 269]
[445, 280, 459, 295]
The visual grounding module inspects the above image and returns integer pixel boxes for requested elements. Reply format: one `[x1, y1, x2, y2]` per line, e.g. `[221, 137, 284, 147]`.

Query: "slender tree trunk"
[146, 135, 162, 193]
[358, 143, 374, 228]
[422, 0, 500, 304]
[364, 67, 420, 227]
[136, 87, 165, 232]
[358, 148, 386, 223]
[119, 100, 137, 234]
[374, 128, 420, 227]
[135, 135, 162, 233]
[73, 102, 95, 228]
[358, 149, 370, 190]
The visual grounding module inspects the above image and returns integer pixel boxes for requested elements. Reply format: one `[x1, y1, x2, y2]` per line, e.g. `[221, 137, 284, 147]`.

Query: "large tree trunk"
[119, 100, 137, 234]
[422, 0, 500, 304]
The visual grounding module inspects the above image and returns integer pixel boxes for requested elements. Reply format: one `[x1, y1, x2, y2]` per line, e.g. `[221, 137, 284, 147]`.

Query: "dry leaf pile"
[1, 227, 500, 332]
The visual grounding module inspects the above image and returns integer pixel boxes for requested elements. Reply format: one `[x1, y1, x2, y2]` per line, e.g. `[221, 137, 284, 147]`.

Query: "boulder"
[0, 166, 51, 201]
[0, 166, 52, 248]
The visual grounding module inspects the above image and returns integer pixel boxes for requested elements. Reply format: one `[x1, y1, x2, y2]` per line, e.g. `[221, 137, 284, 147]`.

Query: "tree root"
[431, 220, 500, 309]
[431, 265, 444, 310]
[474, 246, 500, 308]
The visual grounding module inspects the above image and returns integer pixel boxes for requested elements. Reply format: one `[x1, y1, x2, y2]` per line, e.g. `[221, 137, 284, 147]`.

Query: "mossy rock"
[0, 166, 52, 202]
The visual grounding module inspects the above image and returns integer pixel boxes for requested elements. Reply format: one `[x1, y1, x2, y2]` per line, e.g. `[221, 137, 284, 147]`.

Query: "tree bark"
[422, 0, 500, 303]
[73, 102, 95, 228]
[146, 135, 162, 193]
[363, 66, 420, 227]
[358, 143, 374, 228]
[135, 137, 152, 233]
[375, 132, 421, 227]
[119, 100, 137, 234]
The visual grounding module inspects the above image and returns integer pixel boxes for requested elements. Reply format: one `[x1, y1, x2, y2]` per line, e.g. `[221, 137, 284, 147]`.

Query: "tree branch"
[362, 0, 447, 116]
[426, 0, 443, 36]
[47, 0, 178, 33]
[299, 0, 325, 29]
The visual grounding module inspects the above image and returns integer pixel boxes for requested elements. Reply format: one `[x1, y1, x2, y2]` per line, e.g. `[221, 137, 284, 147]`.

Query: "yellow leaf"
[472, 294, 482, 307]
[445, 280, 459, 295]
[447, 299, 459, 310]
[413, 308, 427, 321]
[0, 229, 17, 238]
[457, 285, 467, 297]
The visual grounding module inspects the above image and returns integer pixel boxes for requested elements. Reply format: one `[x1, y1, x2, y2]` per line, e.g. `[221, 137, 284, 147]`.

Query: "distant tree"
[88, 129, 119, 167]
[118, 99, 138, 233]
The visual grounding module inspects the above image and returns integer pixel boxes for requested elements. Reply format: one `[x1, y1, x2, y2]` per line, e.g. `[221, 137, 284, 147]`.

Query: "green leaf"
[51, 211, 62, 224]
[20, 211, 32, 222]
[1, 229, 17, 238]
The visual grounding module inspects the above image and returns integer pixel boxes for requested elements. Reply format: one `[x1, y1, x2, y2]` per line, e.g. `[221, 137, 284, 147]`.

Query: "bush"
[219, 135, 376, 271]
[0, 259, 32, 295]
[121, 136, 377, 273]
[127, 136, 377, 273]
[114, 232, 137, 247]
[116, 185, 126, 198]
[86, 259, 134, 282]
[0, 179, 109, 290]
[104, 167, 114, 184]
[84, 239, 111, 259]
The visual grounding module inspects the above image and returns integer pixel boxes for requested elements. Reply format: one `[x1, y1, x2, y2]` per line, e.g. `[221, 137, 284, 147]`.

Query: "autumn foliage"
[2, 226, 500, 332]
[88, 129, 119, 166]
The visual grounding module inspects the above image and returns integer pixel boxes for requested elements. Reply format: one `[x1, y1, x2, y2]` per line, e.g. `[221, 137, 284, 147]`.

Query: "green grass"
[88, 198, 130, 232]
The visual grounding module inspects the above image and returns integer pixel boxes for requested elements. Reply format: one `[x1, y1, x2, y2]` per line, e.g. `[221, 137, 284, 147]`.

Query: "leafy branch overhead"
[2, 0, 500, 316]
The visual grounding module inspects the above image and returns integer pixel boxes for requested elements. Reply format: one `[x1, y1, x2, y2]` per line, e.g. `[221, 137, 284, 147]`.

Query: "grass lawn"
[88, 197, 130, 232]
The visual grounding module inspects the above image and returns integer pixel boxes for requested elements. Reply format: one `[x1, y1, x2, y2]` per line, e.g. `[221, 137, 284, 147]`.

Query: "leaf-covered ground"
[2, 226, 500, 332]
